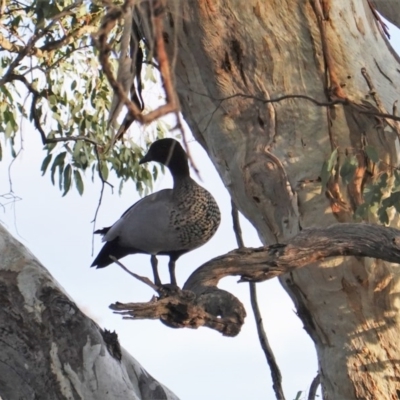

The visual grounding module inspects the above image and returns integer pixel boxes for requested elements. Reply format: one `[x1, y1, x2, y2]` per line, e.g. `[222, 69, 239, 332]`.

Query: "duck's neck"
[167, 157, 190, 185]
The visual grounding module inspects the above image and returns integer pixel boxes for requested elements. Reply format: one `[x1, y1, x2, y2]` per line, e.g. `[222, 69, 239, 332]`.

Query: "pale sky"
[1, 17, 399, 400]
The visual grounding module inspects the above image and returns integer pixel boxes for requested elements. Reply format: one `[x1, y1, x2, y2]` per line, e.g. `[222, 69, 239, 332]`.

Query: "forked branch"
[111, 223, 400, 336]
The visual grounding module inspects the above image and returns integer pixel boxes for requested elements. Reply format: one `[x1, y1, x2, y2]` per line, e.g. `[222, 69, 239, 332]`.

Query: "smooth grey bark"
[154, 0, 400, 398]
[0, 223, 178, 400]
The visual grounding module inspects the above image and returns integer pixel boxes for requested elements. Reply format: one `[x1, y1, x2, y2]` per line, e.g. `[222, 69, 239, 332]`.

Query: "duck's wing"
[94, 197, 146, 237]
[93, 199, 143, 238]
[102, 189, 179, 252]
[91, 190, 175, 268]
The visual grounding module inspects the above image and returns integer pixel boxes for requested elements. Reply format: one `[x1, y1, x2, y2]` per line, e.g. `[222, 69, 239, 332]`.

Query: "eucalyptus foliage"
[0, 0, 164, 196]
[321, 147, 400, 225]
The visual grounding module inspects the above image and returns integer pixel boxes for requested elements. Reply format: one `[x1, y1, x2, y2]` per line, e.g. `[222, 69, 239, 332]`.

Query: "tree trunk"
[0, 224, 178, 400]
[162, 0, 400, 398]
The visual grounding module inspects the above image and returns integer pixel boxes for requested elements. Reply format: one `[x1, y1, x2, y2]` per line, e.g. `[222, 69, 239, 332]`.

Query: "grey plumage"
[91, 138, 221, 286]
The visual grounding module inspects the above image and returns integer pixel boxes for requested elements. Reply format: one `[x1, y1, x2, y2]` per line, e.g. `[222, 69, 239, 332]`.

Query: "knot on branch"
[110, 284, 246, 337]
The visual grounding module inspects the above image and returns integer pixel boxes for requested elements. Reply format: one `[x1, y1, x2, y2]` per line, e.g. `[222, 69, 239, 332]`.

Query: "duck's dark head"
[140, 138, 189, 177]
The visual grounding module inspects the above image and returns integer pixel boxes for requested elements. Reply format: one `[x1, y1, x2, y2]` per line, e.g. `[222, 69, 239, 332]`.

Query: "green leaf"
[320, 161, 330, 194]
[5, 121, 15, 138]
[48, 94, 57, 106]
[74, 170, 84, 195]
[378, 207, 389, 225]
[340, 160, 357, 185]
[293, 391, 302, 400]
[394, 169, 400, 183]
[355, 203, 368, 220]
[389, 192, 400, 213]
[100, 162, 109, 181]
[119, 179, 124, 195]
[10, 144, 16, 158]
[327, 148, 338, 172]
[364, 183, 382, 205]
[41, 153, 53, 175]
[144, 65, 157, 83]
[50, 152, 66, 185]
[365, 145, 379, 163]
[62, 165, 72, 197]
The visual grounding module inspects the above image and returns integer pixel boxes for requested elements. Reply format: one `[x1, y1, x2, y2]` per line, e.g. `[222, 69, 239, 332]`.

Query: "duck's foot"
[157, 283, 181, 296]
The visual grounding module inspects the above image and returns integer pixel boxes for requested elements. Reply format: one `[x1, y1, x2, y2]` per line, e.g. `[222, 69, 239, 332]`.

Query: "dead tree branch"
[111, 223, 400, 336]
[231, 201, 286, 400]
[308, 373, 321, 400]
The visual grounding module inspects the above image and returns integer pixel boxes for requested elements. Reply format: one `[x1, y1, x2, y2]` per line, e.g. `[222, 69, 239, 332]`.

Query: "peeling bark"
[0, 224, 178, 400]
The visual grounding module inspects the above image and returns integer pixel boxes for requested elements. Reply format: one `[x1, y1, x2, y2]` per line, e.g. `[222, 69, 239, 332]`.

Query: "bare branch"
[231, 201, 285, 400]
[308, 373, 320, 400]
[250, 284, 285, 400]
[111, 223, 400, 336]
[110, 256, 159, 291]
[186, 223, 400, 287]
[38, 25, 98, 52]
[357, 110, 400, 123]
[231, 200, 244, 248]
[110, 285, 245, 336]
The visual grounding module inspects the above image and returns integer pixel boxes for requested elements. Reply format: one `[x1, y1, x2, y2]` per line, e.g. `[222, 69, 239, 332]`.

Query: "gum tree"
[2, 1, 400, 399]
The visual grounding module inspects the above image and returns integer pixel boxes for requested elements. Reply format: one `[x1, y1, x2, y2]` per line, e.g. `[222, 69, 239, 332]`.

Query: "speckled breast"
[170, 180, 221, 250]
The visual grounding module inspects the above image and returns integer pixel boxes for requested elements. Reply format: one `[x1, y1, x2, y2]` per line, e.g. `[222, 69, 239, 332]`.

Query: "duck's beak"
[139, 152, 151, 164]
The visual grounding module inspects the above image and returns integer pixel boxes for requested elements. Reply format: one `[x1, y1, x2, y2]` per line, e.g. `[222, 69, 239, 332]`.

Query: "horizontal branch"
[185, 223, 400, 287]
[42, 135, 99, 146]
[39, 25, 98, 52]
[111, 223, 400, 336]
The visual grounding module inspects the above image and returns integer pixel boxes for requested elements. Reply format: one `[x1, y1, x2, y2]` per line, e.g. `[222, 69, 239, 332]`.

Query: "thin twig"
[189, 88, 400, 133]
[110, 256, 159, 291]
[308, 373, 320, 400]
[249, 284, 285, 400]
[91, 176, 105, 256]
[231, 199, 244, 248]
[189, 89, 347, 108]
[231, 201, 286, 400]
[360, 67, 400, 140]
[91, 146, 114, 254]
[172, 111, 200, 178]
[188, 89, 346, 134]
[358, 110, 400, 122]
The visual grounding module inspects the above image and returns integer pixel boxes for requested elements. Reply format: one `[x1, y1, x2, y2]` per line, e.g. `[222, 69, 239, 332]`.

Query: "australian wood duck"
[91, 138, 221, 286]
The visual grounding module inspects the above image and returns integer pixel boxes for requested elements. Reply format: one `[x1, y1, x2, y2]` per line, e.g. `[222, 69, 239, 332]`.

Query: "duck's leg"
[151, 255, 162, 286]
[168, 257, 177, 286]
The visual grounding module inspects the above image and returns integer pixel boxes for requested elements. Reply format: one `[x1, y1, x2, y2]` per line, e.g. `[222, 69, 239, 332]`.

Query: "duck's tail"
[91, 239, 132, 268]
